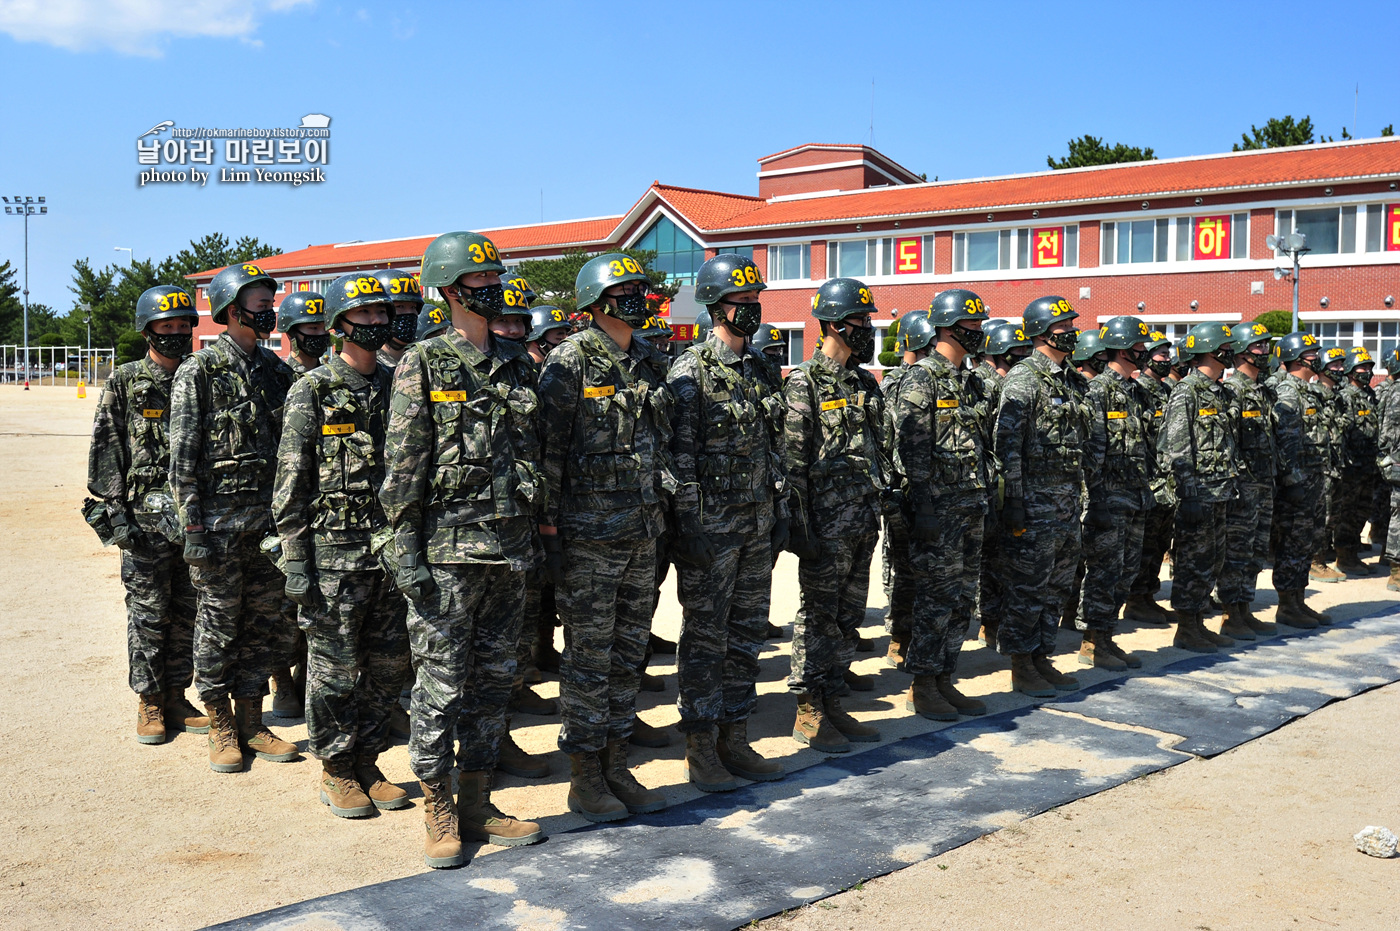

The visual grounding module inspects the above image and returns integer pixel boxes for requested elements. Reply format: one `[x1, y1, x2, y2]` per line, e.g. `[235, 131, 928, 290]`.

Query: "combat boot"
[629, 715, 671, 748]
[1309, 558, 1345, 583]
[1219, 603, 1257, 641]
[649, 632, 676, 654]
[420, 778, 463, 868]
[906, 675, 958, 721]
[885, 637, 907, 668]
[717, 719, 784, 782]
[389, 704, 410, 740]
[233, 697, 299, 762]
[566, 752, 628, 822]
[509, 683, 558, 716]
[353, 755, 409, 810]
[1010, 654, 1056, 697]
[1095, 632, 1142, 669]
[496, 730, 549, 780]
[842, 669, 874, 692]
[855, 633, 875, 653]
[684, 730, 739, 793]
[1275, 590, 1319, 629]
[1336, 546, 1374, 576]
[1032, 654, 1079, 691]
[792, 693, 850, 753]
[936, 673, 987, 715]
[600, 740, 667, 813]
[1172, 612, 1218, 653]
[1300, 595, 1334, 626]
[824, 694, 881, 741]
[320, 759, 374, 818]
[204, 698, 244, 773]
[765, 622, 784, 640]
[1238, 603, 1276, 636]
[457, 770, 542, 846]
[136, 694, 165, 744]
[164, 688, 209, 733]
[1077, 631, 1127, 671]
[1122, 594, 1174, 626]
[269, 667, 303, 719]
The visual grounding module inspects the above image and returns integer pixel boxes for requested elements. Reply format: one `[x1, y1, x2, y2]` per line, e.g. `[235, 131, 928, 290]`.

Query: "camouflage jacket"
[88, 357, 178, 533]
[879, 362, 912, 488]
[377, 346, 406, 374]
[1158, 370, 1238, 504]
[1375, 377, 1398, 425]
[1224, 369, 1280, 485]
[893, 349, 990, 507]
[1135, 372, 1172, 504]
[667, 334, 787, 536]
[168, 332, 294, 532]
[1337, 381, 1378, 474]
[273, 354, 392, 571]
[1271, 373, 1325, 485]
[537, 324, 673, 542]
[994, 350, 1089, 502]
[1084, 367, 1152, 509]
[1307, 380, 1342, 478]
[783, 350, 884, 538]
[286, 354, 318, 378]
[380, 329, 540, 568]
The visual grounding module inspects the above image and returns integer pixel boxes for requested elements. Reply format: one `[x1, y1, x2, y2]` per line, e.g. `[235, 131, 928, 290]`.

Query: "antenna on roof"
[869, 79, 875, 147]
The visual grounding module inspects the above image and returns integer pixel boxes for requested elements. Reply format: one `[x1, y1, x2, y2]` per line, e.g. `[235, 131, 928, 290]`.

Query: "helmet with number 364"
[695, 254, 767, 305]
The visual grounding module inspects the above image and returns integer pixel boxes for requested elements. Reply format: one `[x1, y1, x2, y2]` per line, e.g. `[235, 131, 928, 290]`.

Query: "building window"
[827, 239, 874, 277]
[1306, 320, 1400, 365]
[1277, 205, 1380, 256]
[829, 236, 934, 277]
[953, 226, 1077, 272]
[1364, 204, 1385, 252]
[769, 243, 811, 280]
[634, 215, 707, 285]
[714, 246, 754, 261]
[258, 336, 283, 351]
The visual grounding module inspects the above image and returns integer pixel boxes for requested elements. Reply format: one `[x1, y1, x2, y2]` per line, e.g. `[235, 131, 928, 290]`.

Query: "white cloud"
[0, 0, 313, 57]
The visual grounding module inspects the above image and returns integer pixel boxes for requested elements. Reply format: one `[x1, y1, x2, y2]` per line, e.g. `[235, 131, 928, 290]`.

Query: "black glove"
[879, 486, 906, 516]
[1084, 499, 1114, 530]
[541, 534, 565, 586]
[284, 559, 316, 607]
[787, 522, 823, 560]
[770, 516, 790, 556]
[911, 503, 939, 542]
[672, 531, 717, 569]
[110, 510, 135, 550]
[1177, 497, 1205, 528]
[1001, 496, 1027, 534]
[1280, 482, 1310, 506]
[396, 551, 436, 602]
[183, 530, 211, 568]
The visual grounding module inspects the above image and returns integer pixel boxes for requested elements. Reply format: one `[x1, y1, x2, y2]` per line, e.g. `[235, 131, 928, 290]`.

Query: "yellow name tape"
[1359, 409, 1372, 416]
[141, 409, 164, 418]
[1242, 410, 1262, 418]
[821, 398, 847, 411]
[1154, 409, 1164, 417]
[1198, 408, 1218, 416]
[430, 390, 467, 402]
[936, 399, 959, 409]
[322, 423, 355, 435]
[584, 385, 615, 399]
[1106, 411, 1127, 419]
[1306, 407, 1317, 415]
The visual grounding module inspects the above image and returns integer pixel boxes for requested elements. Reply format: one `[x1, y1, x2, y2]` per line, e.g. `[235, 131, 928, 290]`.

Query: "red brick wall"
[759, 165, 870, 199]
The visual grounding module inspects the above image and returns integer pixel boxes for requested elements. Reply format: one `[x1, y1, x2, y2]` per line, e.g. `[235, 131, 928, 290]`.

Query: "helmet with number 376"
[135, 285, 198, 330]
[695, 254, 767, 305]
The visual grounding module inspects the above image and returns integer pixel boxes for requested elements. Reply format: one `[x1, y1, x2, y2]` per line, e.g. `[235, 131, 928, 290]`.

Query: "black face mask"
[948, 324, 984, 355]
[1351, 369, 1373, 386]
[341, 321, 392, 352]
[390, 313, 418, 345]
[1147, 358, 1172, 376]
[238, 307, 277, 335]
[147, 331, 192, 360]
[1127, 347, 1150, 367]
[1045, 329, 1079, 353]
[1214, 348, 1235, 368]
[1240, 348, 1269, 369]
[718, 300, 762, 337]
[1007, 349, 1033, 366]
[1304, 355, 1323, 374]
[842, 324, 876, 364]
[294, 332, 331, 359]
[1080, 355, 1106, 375]
[460, 283, 505, 320]
[608, 291, 651, 327]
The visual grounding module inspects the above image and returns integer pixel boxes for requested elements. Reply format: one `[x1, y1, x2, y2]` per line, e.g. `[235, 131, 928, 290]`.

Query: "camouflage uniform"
[893, 349, 989, 675]
[169, 332, 294, 702]
[1334, 378, 1379, 550]
[994, 351, 1088, 656]
[668, 334, 787, 733]
[1371, 377, 1397, 549]
[878, 362, 915, 647]
[537, 325, 673, 754]
[379, 329, 539, 780]
[783, 351, 884, 697]
[1271, 373, 1329, 589]
[89, 358, 197, 696]
[1380, 380, 1400, 561]
[971, 362, 1008, 635]
[1217, 368, 1278, 605]
[1077, 368, 1152, 632]
[1129, 371, 1174, 598]
[273, 354, 410, 763]
[1310, 379, 1343, 558]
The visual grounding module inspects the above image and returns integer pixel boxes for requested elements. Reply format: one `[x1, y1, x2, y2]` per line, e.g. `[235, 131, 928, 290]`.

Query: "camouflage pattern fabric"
[121, 535, 197, 695]
[877, 363, 914, 643]
[1157, 370, 1239, 504]
[1271, 373, 1328, 589]
[190, 529, 286, 701]
[1333, 380, 1379, 549]
[1171, 501, 1229, 614]
[906, 504, 984, 674]
[789, 530, 879, 695]
[286, 354, 315, 378]
[1127, 370, 1174, 599]
[303, 568, 410, 762]
[1218, 479, 1275, 604]
[1380, 378, 1400, 559]
[409, 563, 523, 779]
[555, 538, 656, 753]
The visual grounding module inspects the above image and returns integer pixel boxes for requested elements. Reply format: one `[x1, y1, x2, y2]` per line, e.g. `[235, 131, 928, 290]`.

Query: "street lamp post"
[114, 247, 133, 267]
[81, 302, 92, 383]
[1268, 231, 1311, 334]
[2, 195, 48, 385]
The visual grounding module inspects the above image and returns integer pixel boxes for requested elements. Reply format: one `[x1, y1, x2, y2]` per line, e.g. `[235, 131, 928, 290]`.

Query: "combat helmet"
[208, 262, 278, 326]
[135, 285, 197, 330]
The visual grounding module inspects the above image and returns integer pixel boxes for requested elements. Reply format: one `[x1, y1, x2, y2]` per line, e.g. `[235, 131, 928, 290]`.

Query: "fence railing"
[0, 345, 116, 386]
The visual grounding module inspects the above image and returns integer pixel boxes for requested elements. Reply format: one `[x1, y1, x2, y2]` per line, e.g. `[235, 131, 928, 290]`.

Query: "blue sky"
[1, 0, 1396, 314]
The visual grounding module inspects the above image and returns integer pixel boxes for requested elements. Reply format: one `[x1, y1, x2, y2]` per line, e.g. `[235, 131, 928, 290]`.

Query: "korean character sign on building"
[1193, 216, 1232, 260]
[894, 237, 922, 274]
[1033, 227, 1063, 268]
[1388, 205, 1400, 252]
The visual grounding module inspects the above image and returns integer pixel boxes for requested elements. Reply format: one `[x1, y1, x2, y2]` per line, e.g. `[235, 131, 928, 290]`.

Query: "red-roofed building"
[188, 137, 1400, 369]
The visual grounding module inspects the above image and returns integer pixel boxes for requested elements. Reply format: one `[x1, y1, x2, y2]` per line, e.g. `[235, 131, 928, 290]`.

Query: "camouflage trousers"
[1371, 479, 1391, 549]
[882, 511, 914, 644]
[1077, 504, 1147, 633]
[1129, 503, 1174, 598]
[407, 562, 523, 781]
[1386, 484, 1400, 561]
[191, 528, 286, 703]
[1332, 469, 1377, 550]
[675, 529, 773, 733]
[905, 500, 984, 677]
[997, 502, 1080, 657]
[556, 537, 656, 754]
[788, 529, 878, 698]
[271, 599, 304, 673]
[302, 568, 411, 763]
[520, 577, 558, 674]
[1319, 474, 1338, 559]
[1273, 473, 1326, 591]
[1170, 502, 1228, 615]
[1218, 479, 1274, 604]
[978, 511, 1008, 632]
[121, 533, 197, 696]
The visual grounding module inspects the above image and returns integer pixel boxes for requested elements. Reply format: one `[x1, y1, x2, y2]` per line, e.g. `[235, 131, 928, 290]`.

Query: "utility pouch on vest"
[81, 498, 116, 546]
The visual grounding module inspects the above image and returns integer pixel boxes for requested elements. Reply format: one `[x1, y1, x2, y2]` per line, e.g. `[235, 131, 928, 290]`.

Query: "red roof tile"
[650, 183, 764, 228]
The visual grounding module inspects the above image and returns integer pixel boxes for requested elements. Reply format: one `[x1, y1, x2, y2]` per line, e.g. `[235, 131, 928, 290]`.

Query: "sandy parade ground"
[1, 383, 1396, 931]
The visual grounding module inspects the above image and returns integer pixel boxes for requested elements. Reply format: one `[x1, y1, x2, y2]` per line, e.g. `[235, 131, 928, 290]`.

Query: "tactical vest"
[198, 340, 285, 497]
[1135, 374, 1169, 437]
[1096, 373, 1149, 488]
[1276, 377, 1325, 473]
[911, 355, 987, 494]
[1022, 362, 1086, 477]
[120, 361, 175, 515]
[792, 358, 880, 512]
[419, 337, 540, 526]
[1305, 382, 1338, 474]
[687, 342, 775, 510]
[1341, 385, 1378, 469]
[1176, 375, 1235, 480]
[1227, 373, 1276, 481]
[309, 372, 387, 536]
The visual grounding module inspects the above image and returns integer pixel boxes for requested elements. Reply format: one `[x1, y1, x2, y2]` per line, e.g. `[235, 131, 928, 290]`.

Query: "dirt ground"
[1, 384, 1396, 931]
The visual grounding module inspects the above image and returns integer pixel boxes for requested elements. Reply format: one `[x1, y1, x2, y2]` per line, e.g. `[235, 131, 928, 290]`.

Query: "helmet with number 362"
[695, 254, 767, 305]
[325, 272, 392, 330]
[501, 271, 536, 310]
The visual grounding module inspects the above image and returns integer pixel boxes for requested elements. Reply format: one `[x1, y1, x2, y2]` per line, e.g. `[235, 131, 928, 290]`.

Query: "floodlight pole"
[1291, 248, 1301, 335]
[3, 196, 46, 384]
